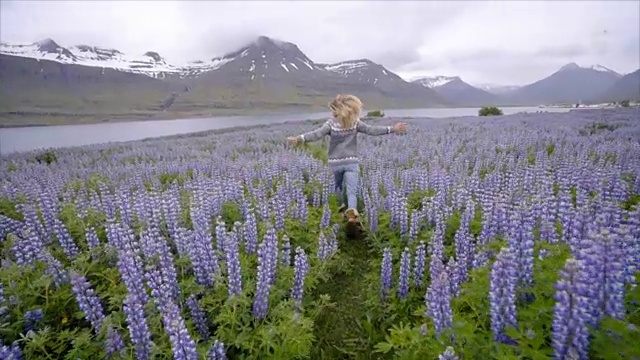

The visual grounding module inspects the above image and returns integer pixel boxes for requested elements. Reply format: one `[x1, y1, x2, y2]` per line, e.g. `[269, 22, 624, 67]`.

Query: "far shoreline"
[0, 104, 557, 129]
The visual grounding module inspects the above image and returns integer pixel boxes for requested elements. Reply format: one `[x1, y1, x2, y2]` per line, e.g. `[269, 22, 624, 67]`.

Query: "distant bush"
[478, 106, 503, 116]
[366, 110, 385, 117]
[620, 99, 630, 108]
[34, 151, 58, 165]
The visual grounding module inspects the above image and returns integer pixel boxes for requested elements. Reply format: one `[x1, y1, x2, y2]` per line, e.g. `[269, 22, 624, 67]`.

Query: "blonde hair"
[328, 94, 362, 128]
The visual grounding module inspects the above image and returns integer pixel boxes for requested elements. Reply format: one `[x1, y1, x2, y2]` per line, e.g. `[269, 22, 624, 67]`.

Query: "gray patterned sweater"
[296, 118, 393, 165]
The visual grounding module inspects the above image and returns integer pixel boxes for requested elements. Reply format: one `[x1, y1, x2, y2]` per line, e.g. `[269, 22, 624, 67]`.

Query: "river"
[0, 106, 571, 154]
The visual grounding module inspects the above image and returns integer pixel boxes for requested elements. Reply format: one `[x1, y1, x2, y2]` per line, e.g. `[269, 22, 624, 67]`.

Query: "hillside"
[505, 63, 622, 105]
[591, 69, 640, 103]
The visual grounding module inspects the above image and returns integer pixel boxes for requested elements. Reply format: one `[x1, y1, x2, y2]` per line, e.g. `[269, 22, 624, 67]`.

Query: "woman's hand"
[287, 136, 299, 145]
[392, 122, 408, 134]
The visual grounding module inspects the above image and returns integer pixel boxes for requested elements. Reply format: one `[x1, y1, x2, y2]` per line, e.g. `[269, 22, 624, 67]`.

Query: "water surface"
[0, 106, 571, 154]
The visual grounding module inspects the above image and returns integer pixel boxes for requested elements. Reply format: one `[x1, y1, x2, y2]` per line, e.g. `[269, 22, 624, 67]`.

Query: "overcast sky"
[1, 0, 638, 86]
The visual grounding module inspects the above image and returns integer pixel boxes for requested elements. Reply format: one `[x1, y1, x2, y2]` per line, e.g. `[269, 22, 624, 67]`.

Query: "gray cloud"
[1, 0, 638, 85]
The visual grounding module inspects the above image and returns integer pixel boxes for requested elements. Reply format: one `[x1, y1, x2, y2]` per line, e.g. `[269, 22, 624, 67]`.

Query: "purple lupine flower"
[409, 210, 421, 243]
[413, 241, 426, 289]
[215, 217, 226, 259]
[23, 308, 43, 332]
[70, 272, 105, 333]
[105, 327, 126, 358]
[41, 251, 68, 287]
[380, 248, 393, 298]
[326, 227, 339, 258]
[86, 227, 100, 251]
[0, 340, 23, 360]
[317, 231, 328, 261]
[187, 294, 210, 340]
[552, 258, 590, 360]
[206, 340, 227, 360]
[253, 239, 272, 319]
[447, 258, 461, 298]
[117, 246, 152, 360]
[397, 247, 411, 299]
[188, 214, 219, 287]
[12, 227, 43, 267]
[320, 204, 331, 229]
[52, 218, 79, 259]
[439, 346, 459, 360]
[141, 229, 180, 301]
[243, 208, 258, 255]
[489, 247, 518, 343]
[224, 226, 243, 298]
[291, 247, 310, 311]
[162, 301, 199, 360]
[281, 235, 291, 267]
[425, 258, 452, 336]
[263, 224, 279, 286]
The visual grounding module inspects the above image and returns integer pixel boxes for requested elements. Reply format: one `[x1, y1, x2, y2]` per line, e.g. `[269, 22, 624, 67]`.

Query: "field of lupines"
[0, 108, 639, 360]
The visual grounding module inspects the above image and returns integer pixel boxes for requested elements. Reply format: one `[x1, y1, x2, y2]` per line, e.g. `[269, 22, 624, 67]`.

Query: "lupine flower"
[281, 235, 291, 267]
[105, 327, 127, 358]
[291, 247, 310, 311]
[552, 258, 590, 360]
[70, 272, 105, 333]
[117, 244, 153, 360]
[187, 294, 210, 340]
[85, 227, 101, 251]
[207, 340, 227, 360]
[413, 242, 426, 289]
[253, 239, 273, 319]
[425, 258, 452, 336]
[439, 346, 458, 360]
[243, 208, 258, 254]
[52, 218, 79, 258]
[317, 232, 328, 261]
[489, 247, 518, 343]
[23, 309, 43, 332]
[320, 204, 331, 229]
[224, 226, 243, 297]
[0, 340, 23, 360]
[163, 301, 199, 360]
[380, 248, 393, 298]
[397, 247, 411, 299]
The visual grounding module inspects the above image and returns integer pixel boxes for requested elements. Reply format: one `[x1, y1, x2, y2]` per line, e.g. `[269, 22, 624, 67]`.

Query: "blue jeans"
[332, 163, 359, 210]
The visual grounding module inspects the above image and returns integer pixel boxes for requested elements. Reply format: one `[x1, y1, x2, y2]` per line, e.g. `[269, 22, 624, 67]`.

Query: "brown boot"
[345, 208, 362, 239]
[345, 208, 359, 221]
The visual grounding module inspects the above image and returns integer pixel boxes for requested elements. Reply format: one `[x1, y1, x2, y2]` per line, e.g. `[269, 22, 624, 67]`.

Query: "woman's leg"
[333, 167, 346, 208]
[343, 163, 359, 212]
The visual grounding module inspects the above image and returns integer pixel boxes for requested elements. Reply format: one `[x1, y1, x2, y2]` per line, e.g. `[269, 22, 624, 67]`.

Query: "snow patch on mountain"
[558, 62, 621, 76]
[412, 76, 457, 88]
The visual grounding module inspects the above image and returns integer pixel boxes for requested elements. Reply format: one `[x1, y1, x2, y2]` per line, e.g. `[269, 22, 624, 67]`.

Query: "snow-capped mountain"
[412, 76, 501, 106]
[320, 59, 399, 85]
[559, 62, 621, 77]
[0, 38, 235, 79]
[0, 35, 442, 116]
[411, 76, 457, 88]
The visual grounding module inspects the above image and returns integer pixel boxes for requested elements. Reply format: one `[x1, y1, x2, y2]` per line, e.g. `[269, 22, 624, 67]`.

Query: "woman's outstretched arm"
[357, 120, 407, 136]
[288, 120, 332, 144]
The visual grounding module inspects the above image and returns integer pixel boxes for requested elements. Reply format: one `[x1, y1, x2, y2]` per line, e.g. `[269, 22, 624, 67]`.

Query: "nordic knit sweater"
[296, 118, 393, 165]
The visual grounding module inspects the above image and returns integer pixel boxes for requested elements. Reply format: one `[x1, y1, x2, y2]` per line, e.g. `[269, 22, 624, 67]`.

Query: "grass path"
[311, 228, 383, 360]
